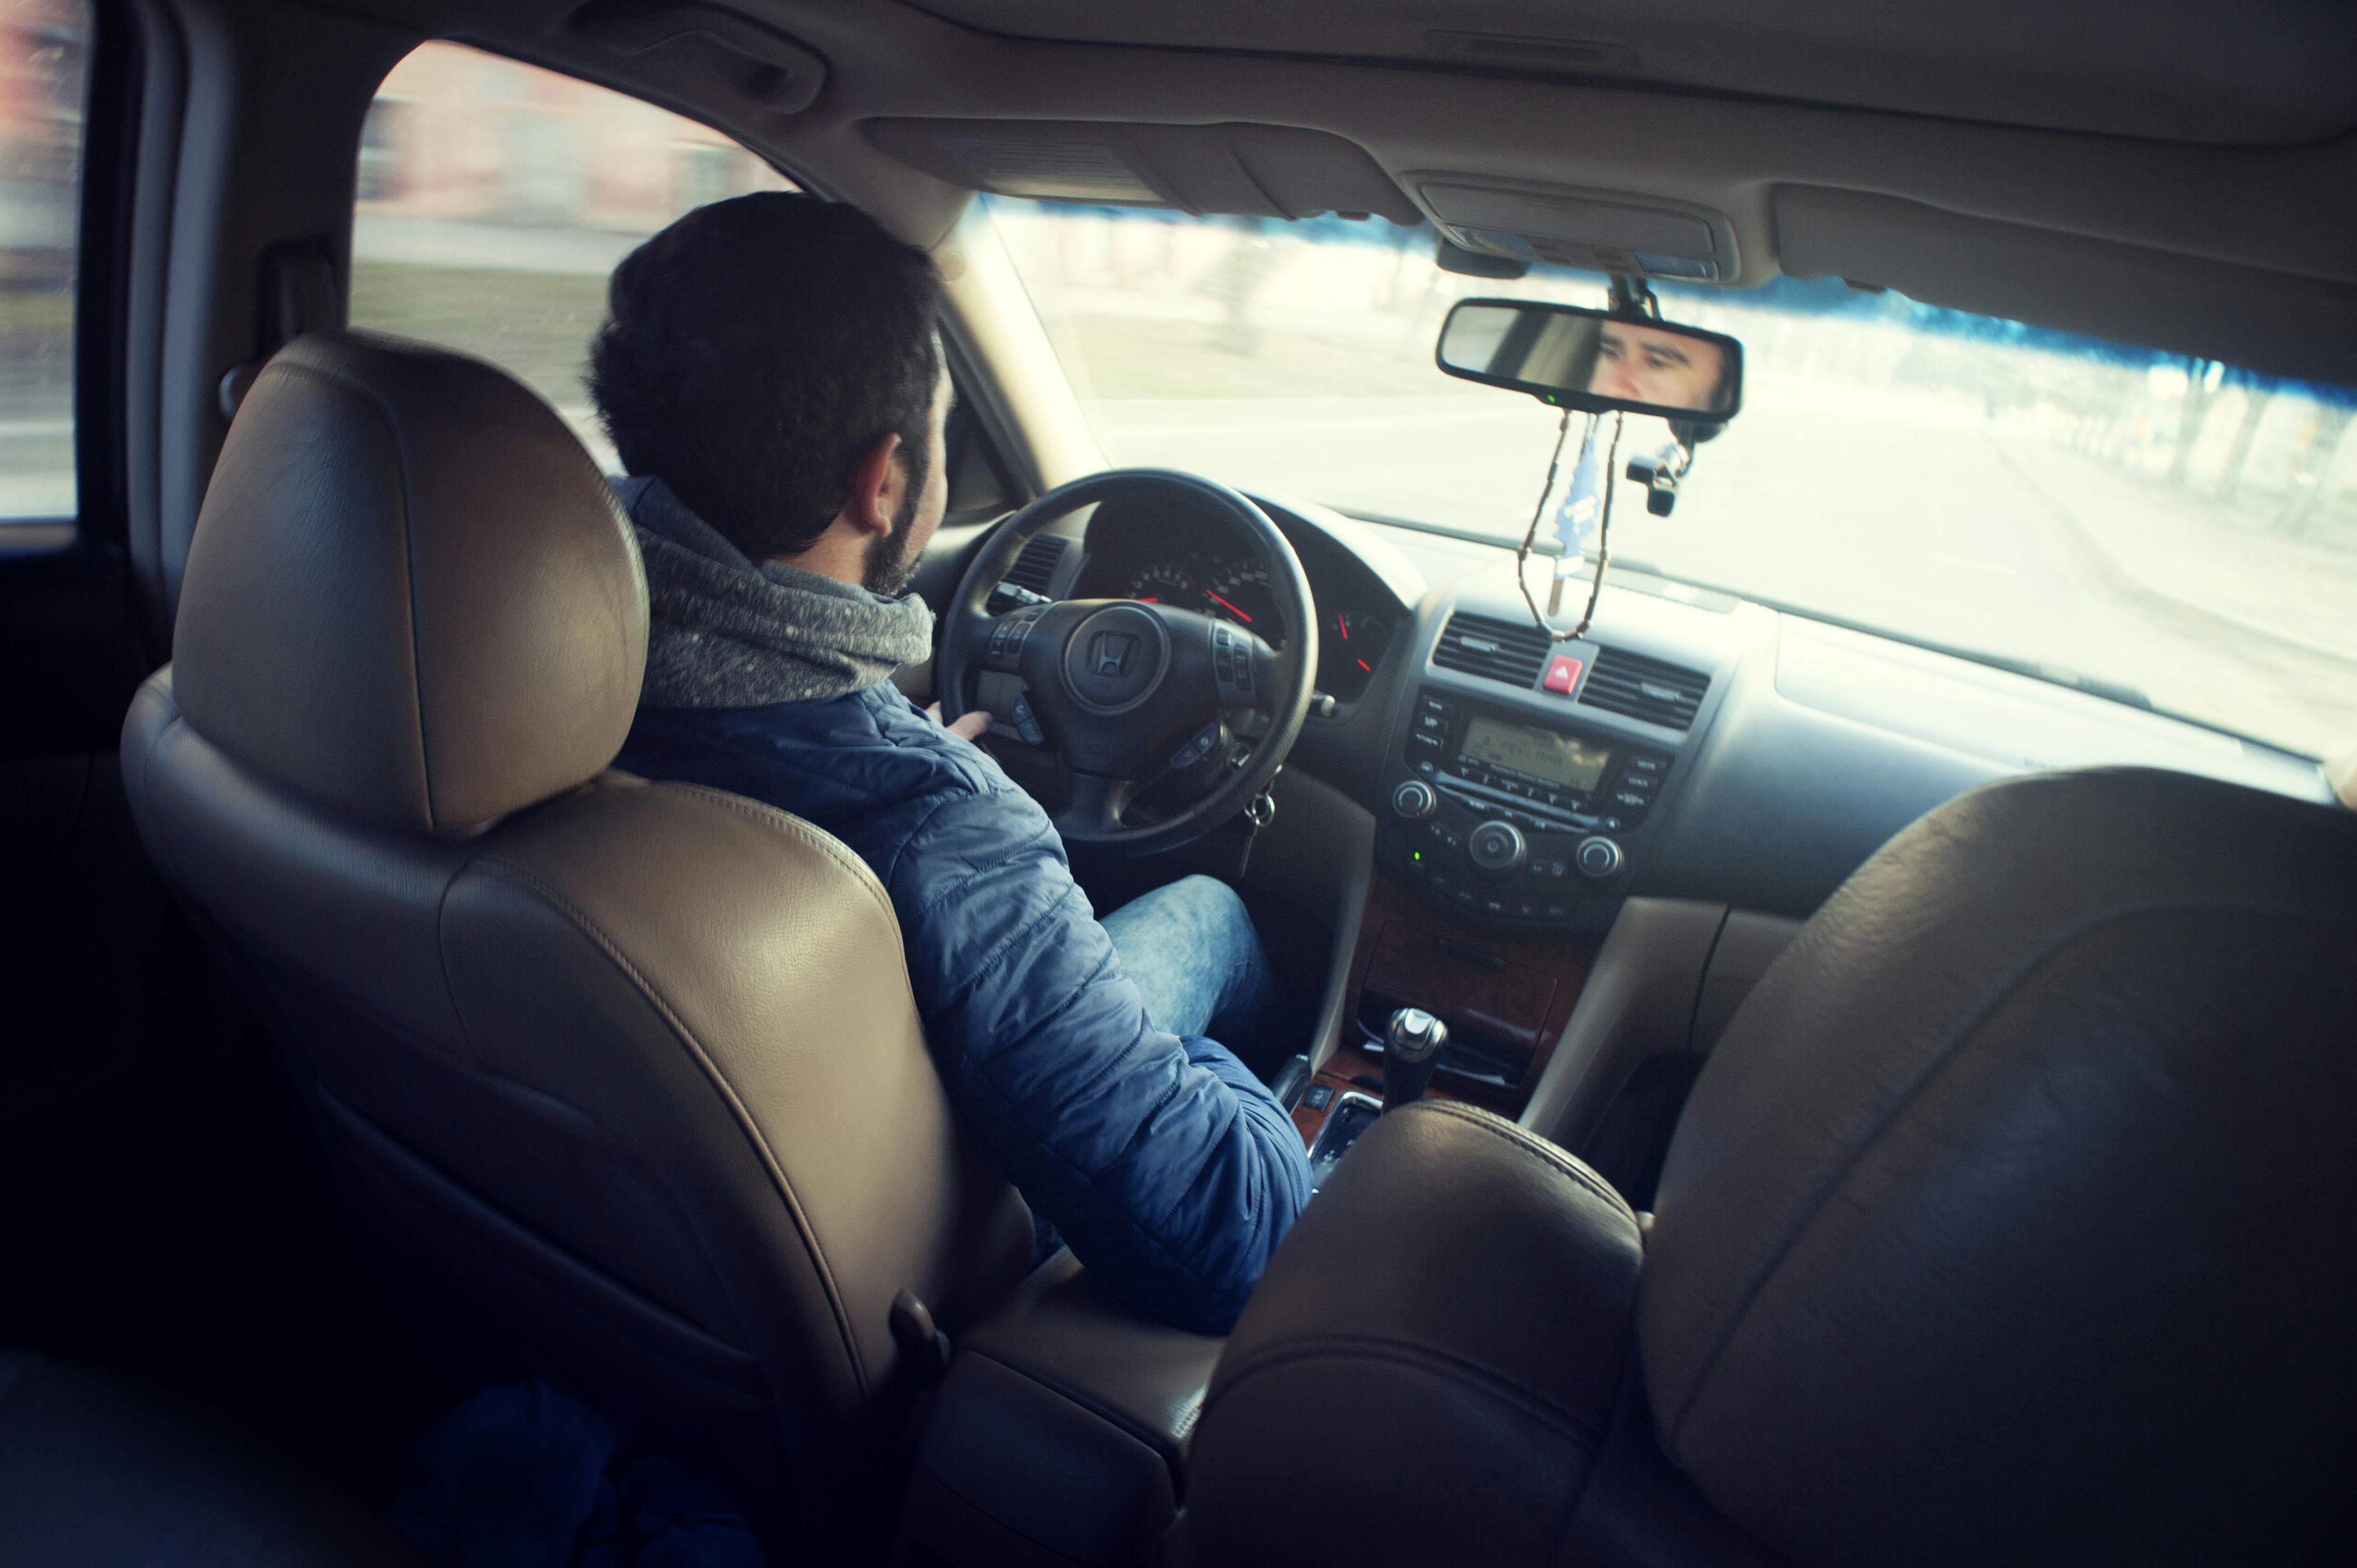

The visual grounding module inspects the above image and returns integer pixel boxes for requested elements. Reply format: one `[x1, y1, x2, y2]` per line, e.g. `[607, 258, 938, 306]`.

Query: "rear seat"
[0, 1352, 424, 1566]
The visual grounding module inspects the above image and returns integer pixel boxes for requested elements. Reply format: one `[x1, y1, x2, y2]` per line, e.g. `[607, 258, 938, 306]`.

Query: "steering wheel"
[940, 470, 1319, 858]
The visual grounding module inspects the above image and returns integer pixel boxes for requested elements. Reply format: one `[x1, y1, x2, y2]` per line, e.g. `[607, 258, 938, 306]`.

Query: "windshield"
[985, 198, 2357, 762]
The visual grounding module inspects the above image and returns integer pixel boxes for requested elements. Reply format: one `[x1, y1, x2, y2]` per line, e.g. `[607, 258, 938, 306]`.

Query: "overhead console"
[864, 119, 1418, 223]
[1414, 178, 1741, 283]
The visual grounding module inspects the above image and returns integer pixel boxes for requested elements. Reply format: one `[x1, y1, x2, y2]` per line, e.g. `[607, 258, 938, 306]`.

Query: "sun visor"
[863, 120, 1418, 224]
[1776, 186, 2357, 386]
[1417, 182, 1739, 283]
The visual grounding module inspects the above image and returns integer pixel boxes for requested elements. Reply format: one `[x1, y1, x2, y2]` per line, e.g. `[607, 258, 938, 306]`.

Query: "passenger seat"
[0, 1352, 425, 1566]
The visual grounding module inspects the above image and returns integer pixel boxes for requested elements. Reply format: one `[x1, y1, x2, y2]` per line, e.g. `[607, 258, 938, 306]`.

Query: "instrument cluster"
[1082, 522, 1400, 704]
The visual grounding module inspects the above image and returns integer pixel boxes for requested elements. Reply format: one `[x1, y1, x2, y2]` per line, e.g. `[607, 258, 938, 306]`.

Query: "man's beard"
[861, 454, 927, 596]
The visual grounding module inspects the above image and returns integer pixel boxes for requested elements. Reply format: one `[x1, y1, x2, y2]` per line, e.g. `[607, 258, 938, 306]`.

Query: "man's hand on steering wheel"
[938, 470, 1319, 858]
[927, 700, 992, 743]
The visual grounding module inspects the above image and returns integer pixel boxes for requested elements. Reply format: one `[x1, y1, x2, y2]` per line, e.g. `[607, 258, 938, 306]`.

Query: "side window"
[0, 0, 92, 530]
[349, 42, 792, 468]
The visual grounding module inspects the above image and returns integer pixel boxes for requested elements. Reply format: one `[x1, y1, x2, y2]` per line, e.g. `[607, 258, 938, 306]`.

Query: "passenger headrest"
[172, 332, 647, 834]
[1640, 766, 2357, 1565]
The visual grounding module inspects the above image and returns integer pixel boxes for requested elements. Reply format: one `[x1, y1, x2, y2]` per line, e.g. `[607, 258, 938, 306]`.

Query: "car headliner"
[328, 0, 2357, 388]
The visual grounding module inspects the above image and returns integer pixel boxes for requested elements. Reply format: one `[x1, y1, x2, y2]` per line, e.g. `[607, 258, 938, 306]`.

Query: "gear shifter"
[1382, 1008, 1448, 1112]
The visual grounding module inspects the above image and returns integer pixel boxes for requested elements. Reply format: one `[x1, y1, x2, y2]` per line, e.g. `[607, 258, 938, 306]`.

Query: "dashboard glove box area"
[897, 1250, 1224, 1567]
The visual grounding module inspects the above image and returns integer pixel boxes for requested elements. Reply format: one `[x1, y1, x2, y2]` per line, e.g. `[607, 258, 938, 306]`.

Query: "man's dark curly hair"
[589, 192, 944, 561]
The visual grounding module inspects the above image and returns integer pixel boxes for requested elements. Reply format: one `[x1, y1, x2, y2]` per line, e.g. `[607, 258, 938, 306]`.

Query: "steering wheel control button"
[985, 607, 1046, 672]
[1466, 819, 1527, 876]
[1170, 721, 1224, 772]
[1063, 605, 1170, 715]
[1008, 693, 1047, 746]
[1391, 780, 1437, 821]
[1576, 836, 1624, 880]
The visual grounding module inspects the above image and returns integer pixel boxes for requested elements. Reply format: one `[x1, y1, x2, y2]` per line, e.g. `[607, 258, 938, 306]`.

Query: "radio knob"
[1575, 835, 1623, 880]
[1466, 819, 1526, 876]
[1391, 780, 1437, 821]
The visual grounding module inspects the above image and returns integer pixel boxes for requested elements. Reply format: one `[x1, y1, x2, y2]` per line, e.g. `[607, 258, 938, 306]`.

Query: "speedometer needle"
[1204, 591, 1252, 622]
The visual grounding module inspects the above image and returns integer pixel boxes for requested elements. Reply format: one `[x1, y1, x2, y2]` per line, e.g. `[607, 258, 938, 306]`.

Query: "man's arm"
[889, 787, 1313, 1334]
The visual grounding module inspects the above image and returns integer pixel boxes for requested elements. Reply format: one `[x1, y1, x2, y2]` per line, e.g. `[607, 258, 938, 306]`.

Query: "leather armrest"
[1182, 1101, 1647, 1568]
[899, 1250, 1225, 1567]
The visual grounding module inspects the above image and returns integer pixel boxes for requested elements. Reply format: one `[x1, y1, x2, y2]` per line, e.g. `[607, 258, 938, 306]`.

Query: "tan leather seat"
[120, 332, 1035, 1554]
[1183, 766, 2357, 1566]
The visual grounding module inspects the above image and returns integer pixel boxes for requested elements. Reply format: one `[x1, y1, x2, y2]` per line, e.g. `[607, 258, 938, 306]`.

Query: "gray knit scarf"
[617, 476, 935, 709]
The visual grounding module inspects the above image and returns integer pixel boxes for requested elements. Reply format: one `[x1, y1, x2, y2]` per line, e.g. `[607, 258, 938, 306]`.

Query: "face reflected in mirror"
[1435, 299, 1741, 419]
[1591, 319, 1730, 413]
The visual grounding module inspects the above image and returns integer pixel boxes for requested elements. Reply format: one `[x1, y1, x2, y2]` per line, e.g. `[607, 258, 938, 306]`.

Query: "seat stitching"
[1207, 1335, 1607, 1446]
[132, 692, 186, 888]
[1408, 1101, 1638, 1222]
[266, 358, 438, 824]
[464, 852, 874, 1401]
[1663, 894, 2354, 1447]
[655, 781, 905, 950]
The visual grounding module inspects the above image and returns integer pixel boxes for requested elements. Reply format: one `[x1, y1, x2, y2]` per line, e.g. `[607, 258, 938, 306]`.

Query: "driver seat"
[119, 332, 1036, 1550]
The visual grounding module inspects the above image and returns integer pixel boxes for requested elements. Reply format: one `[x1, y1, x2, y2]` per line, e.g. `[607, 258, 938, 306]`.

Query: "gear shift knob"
[1382, 1008, 1448, 1112]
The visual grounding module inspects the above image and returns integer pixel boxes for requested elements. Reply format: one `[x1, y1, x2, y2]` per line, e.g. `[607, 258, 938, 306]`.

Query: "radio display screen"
[1461, 715, 1612, 795]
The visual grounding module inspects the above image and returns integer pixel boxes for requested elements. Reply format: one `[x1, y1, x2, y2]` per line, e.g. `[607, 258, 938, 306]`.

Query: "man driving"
[1591, 318, 1732, 412]
[591, 192, 1313, 1334]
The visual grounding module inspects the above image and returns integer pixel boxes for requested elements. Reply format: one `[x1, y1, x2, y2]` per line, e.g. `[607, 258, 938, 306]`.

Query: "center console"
[1380, 683, 1676, 942]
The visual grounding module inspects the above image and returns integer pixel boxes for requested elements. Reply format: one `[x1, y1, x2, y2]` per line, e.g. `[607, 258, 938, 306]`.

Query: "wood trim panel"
[1302, 872, 1594, 1139]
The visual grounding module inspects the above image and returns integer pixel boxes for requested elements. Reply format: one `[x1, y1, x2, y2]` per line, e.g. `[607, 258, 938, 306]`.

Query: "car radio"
[1380, 685, 1674, 939]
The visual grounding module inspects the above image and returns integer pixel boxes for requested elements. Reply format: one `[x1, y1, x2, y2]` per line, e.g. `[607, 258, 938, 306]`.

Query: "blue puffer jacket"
[616, 684, 1313, 1333]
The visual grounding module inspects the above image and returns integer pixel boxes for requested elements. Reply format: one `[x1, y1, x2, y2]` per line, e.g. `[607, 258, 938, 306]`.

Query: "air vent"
[987, 534, 1067, 612]
[1431, 611, 1552, 688]
[1579, 646, 1710, 731]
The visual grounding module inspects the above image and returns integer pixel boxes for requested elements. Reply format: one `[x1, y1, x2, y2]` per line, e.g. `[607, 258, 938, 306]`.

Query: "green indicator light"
[1412, 850, 1423, 862]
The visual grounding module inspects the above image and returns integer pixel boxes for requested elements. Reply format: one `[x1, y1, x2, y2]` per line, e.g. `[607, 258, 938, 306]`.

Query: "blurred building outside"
[351, 41, 792, 464]
[1, 0, 86, 519]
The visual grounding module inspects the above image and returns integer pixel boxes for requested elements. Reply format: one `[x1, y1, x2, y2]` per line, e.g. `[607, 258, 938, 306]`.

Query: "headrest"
[1640, 766, 2357, 1564]
[172, 332, 647, 833]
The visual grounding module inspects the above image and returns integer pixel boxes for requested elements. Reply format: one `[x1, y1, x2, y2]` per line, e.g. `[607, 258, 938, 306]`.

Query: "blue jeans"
[1100, 874, 1275, 1053]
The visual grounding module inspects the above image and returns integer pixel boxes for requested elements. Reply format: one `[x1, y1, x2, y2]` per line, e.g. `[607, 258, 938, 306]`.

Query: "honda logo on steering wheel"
[1090, 631, 1138, 677]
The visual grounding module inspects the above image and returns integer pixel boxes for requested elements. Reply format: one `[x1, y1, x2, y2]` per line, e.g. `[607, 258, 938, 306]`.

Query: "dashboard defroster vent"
[1431, 611, 1552, 688]
[988, 534, 1068, 612]
[1581, 646, 1710, 730]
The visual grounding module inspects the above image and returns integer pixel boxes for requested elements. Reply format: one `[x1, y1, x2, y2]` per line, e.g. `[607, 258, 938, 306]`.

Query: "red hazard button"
[1543, 654, 1584, 694]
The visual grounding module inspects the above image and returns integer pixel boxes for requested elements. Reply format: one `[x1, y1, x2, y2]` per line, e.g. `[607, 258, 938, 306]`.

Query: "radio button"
[1391, 780, 1438, 821]
[1467, 820, 1528, 876]
[1576, 837, 1624, 880]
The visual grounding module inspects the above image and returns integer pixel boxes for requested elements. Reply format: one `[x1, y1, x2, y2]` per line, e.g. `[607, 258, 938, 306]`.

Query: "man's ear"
[840, 432, 905, 540]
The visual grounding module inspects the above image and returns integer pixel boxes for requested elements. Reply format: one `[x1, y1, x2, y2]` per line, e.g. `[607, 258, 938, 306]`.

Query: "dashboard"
[1073, 494, 1408, 704]
[974, 484, 2339, 943]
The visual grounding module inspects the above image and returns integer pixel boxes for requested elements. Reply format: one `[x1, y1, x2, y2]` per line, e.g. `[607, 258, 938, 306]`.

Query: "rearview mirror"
[1436, 298, 1743, 421]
